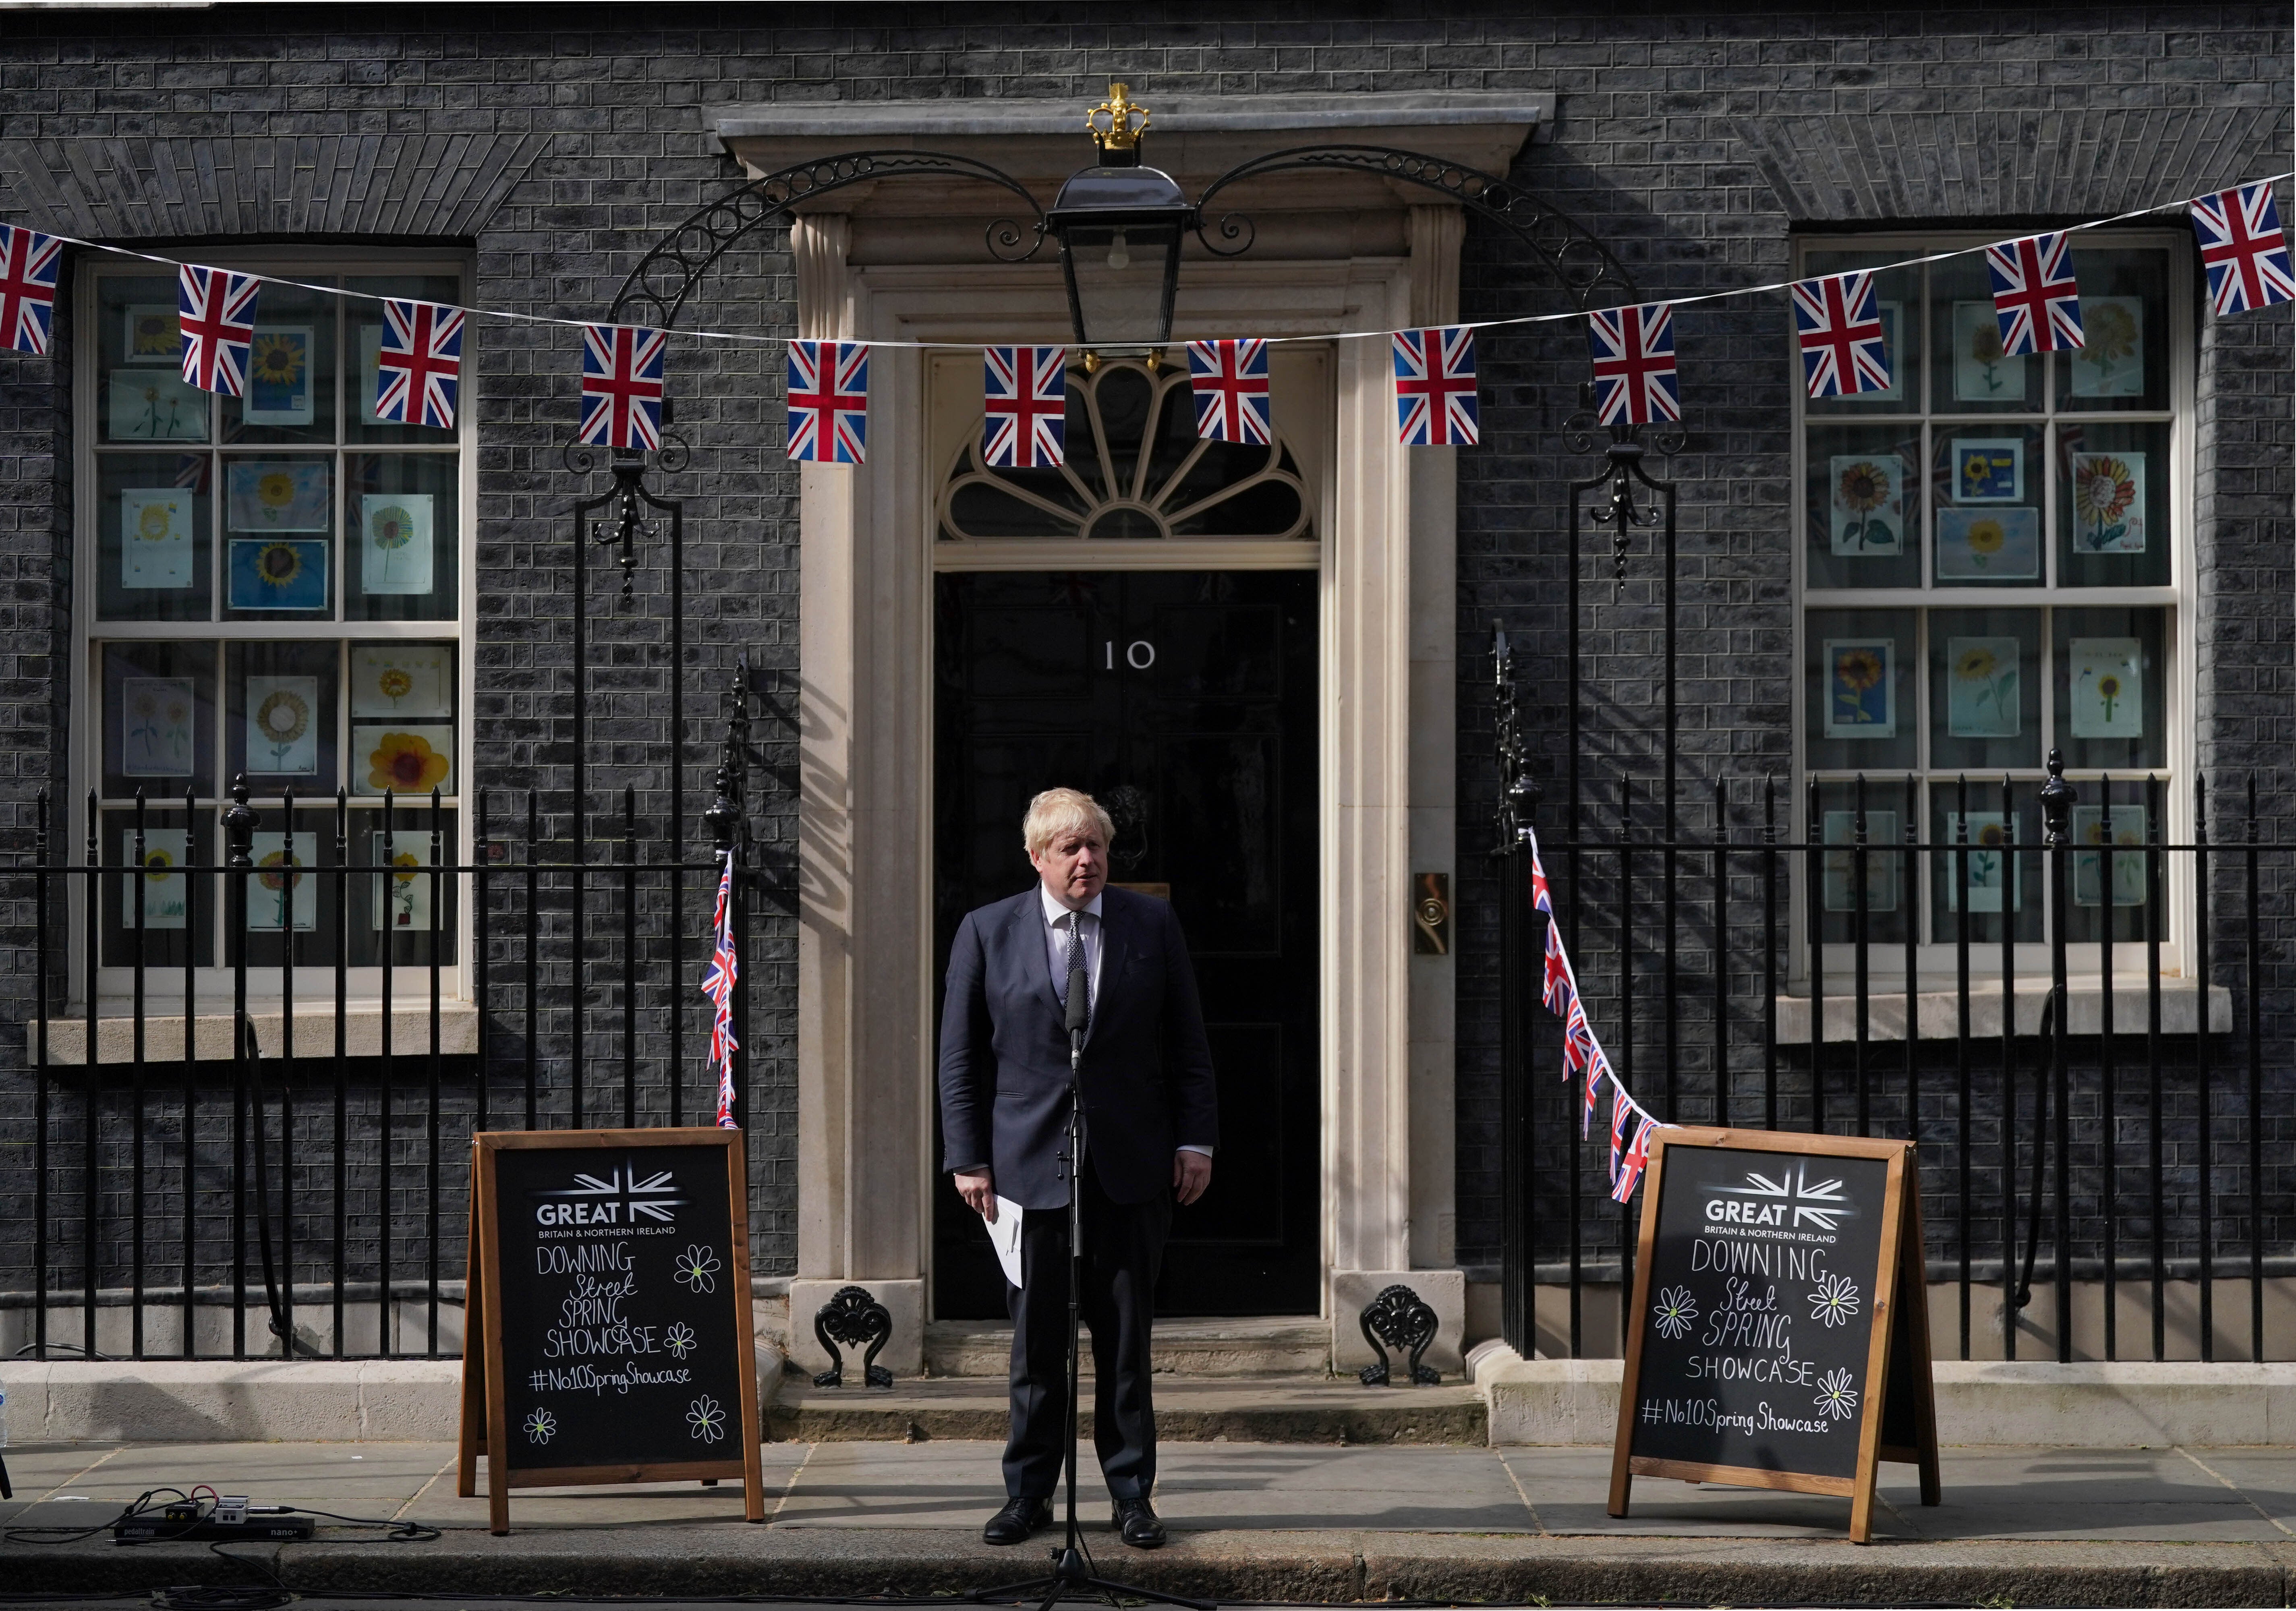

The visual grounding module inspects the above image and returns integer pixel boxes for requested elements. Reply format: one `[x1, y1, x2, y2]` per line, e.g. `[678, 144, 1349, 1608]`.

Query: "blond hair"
[1022, 787, 1116, 858]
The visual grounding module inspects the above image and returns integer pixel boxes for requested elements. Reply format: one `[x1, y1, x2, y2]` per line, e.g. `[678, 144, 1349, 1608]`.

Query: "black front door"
[932, 569, 1320, 1317]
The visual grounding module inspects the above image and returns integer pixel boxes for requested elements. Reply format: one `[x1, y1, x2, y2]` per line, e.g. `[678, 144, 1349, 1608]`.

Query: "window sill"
[36, 1002, 478, 1065]
[1774, 978, 2230, 1044]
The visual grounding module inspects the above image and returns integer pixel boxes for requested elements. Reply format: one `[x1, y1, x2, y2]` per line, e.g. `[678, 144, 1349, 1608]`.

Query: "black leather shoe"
[1112, 1496, 1165, 1549]
[982, 1495, 1051, 1545]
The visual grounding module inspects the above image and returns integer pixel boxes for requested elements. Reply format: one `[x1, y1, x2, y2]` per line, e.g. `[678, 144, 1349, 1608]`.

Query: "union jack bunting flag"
[1542, 920, 1575, 1016]
[374, 300, 464, 430]
[1611, 1115, 1656, 1203]
[1586, 302, 1682, 427]
[1392, 325, 1479, 447]
[1986, 232, 2085, 356]
[1790, 271, 1892, 399]
[0, 224, 62, 356]
[787, 339, 869, 464]
[1581, 1031, 1606, 1136]
[701, 850, 740, 1128]
[579, 323, 667, 451]
[1608, 1087, 1636, 1186]
[2190, 183, 2296, 316]
[177, 264, 261, 396]
[983, 344, 1067, 468]
[1186, 338, 1272, 445]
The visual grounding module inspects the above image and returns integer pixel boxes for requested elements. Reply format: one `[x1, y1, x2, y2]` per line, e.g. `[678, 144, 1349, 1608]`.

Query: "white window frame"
[1789, 228, 2195, 993]
[70, 248, 479, 1017]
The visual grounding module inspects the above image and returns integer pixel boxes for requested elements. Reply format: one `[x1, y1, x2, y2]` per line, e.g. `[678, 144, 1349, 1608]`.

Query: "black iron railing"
[1494, 753, 2293, 1365]
[14, 770, 772, 1363]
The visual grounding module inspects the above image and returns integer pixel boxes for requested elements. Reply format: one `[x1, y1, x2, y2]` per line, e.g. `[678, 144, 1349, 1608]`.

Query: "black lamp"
[1046, 84, 1197, 356]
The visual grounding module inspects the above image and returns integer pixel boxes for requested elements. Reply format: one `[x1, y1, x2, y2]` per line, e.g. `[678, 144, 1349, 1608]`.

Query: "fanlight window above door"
[939, 358, 1312, 543]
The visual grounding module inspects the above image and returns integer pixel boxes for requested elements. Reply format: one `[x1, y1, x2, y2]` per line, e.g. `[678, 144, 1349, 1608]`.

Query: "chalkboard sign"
[456, 1129, 765, 1533]
[1607, 1127, 1939, 1543]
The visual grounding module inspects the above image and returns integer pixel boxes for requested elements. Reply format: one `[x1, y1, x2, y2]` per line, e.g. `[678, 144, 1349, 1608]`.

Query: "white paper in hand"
[985, 1197, 1025, 1288]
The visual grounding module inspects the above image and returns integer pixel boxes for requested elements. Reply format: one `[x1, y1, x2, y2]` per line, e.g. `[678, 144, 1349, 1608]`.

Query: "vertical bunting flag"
[1612, 1116, 1657, 1204]
[1527, 824, 1661, 1182]
[786, 338, 870, 464]
[2190, 183, 2296, 315]
[0, 225, 62, 356]
[1586, 303, 1682, 426]
[702, 850, 740, 1128]
[1392, 326, 1479, 446]
[579, 323, 667, 451]
[1186, 338, 1272, 445]
[1608, 1087, 1636, 1186]
[1986, 232, 2085, 355]
[177, 265, 260, 396]
[982, 344, 1067, 468]
[1790, 271, 1892, 399]
[375, 300, 464, 429]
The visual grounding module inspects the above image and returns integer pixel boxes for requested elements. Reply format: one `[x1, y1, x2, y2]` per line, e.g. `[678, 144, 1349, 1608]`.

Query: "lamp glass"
[1060, 220, 1183, 349]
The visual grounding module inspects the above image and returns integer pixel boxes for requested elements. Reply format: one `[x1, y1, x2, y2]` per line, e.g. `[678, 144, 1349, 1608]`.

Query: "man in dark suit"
[939, 787, 1217, 1550]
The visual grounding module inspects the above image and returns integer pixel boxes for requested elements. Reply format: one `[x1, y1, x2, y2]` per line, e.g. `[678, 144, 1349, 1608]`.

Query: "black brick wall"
[0, 2, 2284, 1313]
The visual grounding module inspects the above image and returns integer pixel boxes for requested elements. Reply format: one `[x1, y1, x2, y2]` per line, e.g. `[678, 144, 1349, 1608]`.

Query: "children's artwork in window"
[242, 327, 315, 425]
[120, 489, 195, 589]
[1951, 438, 2024, 503]
[1822, 638, 1895, 738]
[108, 371, 208, 441]
[248, 830, 319, 931]
[2067, 637, 2143, 739]
[371, 830, 436, 933]
[120, 828, 190, 929]
[1953, 300, 2026, 401]
[227, 538, 329, 611]
[124, 304, 179, 363]
[360, 493, 433, 594]
[350, 644, 453, 718]
[1942, 812, 2021, 913]
[1935, 507, 2040, 580]
[1945, 636, 2021, 738]
[1821, 810, 1899, 913]
[245, 675, 320, 774]
[2072, 804, 2148, 908]
[2068, 452, 2145, 553]
[354, 723, 454, 798]
[120, 677, 197, 776]
[1827, 455, 1903, 555]
[2069, 298, 2143, 399]
[226, 462, 332, 531]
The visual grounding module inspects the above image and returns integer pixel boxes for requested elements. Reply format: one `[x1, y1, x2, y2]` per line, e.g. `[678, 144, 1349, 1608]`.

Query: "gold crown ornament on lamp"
[1087, 83, 1151, 160]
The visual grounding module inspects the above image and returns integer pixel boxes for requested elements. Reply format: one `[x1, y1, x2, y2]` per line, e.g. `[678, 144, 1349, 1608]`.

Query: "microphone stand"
[976, 947, 1209, 1611]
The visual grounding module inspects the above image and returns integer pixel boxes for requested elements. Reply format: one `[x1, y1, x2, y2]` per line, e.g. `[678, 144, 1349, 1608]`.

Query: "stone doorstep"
[926, 1314, 1332, 1377]
[1468, 1346, 2296, 1447]
[768, 1372, 1488, 1445]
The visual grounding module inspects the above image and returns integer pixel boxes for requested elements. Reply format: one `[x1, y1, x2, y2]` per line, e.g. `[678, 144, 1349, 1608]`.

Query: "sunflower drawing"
[386, 848, 423, 928]
[253, 540, 304, 590]
[1833, 460, 1894, 550]
[2072, 456, 2138, 550]
[257, 846, 304, 930]
[1833, 646, 1886, 725]
[366, 731, 450, 794]
[2080, 300, 2139, 389]
[376, 667, 414, 707]
[141, 846, 176, 880]
[1962, 516, 2006, 567]
[255, 687, 310, 769]
[135, 500, 177, 542]
[1952, 643, 2017, 728]
[368, 503, 415, 582]
[255, 472, 299, 523]
[251, 333, 305, 391]
[1967, 314, 2009, 393]
[2095, 673, 2123, 725]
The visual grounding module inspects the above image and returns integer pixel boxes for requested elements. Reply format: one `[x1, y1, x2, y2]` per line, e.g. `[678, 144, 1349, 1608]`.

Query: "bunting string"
[1, 172, 2287, 457]
[1528, 825, 1664, 1203]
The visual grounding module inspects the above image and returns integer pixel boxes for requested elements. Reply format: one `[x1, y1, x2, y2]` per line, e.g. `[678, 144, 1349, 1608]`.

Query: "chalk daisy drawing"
[1814, 1368, 1859, 1421]
[686, 1394, 727, 1443]
[523, 1407, 556, 1445]
[1808, 1272, 1862, 1328]
[1651, 1285, 1699, 1342]
[673, 1245, 720, 1294]
[665, 1321, 696, 1359]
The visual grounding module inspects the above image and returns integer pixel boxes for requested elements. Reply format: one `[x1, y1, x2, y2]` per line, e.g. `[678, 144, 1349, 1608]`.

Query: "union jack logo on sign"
[787, 339, 869, 464]
[1586, 303, 1682, 427]
[374, 300, 464, 430]
[2190, 183, 2296, 316]
[1186, 338, 1272, 445]
[177, 264, 261, 396]
[0, 224, 62, 356]
[579, 323, 667, 451]
[983, 345, 1067, 468]
[1986, 232, 2085, 356]
[1790, 271, 1892, 399]
[1392, 326, 1479, 447]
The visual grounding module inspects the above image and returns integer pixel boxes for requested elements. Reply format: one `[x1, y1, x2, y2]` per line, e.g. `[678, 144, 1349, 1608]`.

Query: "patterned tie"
[1063, 911, 1090, 1029]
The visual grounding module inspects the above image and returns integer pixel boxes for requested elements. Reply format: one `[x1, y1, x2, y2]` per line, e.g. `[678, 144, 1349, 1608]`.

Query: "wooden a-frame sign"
[1607, 1127, 1940, 1543]
[458, 1128, 765, 1534]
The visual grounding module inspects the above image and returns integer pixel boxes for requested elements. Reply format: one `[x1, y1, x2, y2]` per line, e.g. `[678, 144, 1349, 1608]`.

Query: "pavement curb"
[18, 1530, 2296, 1605]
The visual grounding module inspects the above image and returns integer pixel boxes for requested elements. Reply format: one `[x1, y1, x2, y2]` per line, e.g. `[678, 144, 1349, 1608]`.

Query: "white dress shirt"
[1037, 882, 1210, 1160]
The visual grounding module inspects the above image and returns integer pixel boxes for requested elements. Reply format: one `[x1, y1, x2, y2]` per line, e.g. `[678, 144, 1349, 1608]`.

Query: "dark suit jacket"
[937, 885, 1218, 1209]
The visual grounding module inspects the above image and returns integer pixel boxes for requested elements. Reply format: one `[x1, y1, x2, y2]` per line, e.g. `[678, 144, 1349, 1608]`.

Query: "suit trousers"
[1004, 1164, 1173, 1502]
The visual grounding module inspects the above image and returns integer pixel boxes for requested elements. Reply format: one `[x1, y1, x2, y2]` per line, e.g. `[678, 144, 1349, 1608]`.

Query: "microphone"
[1066, 950, 1089, 1039]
